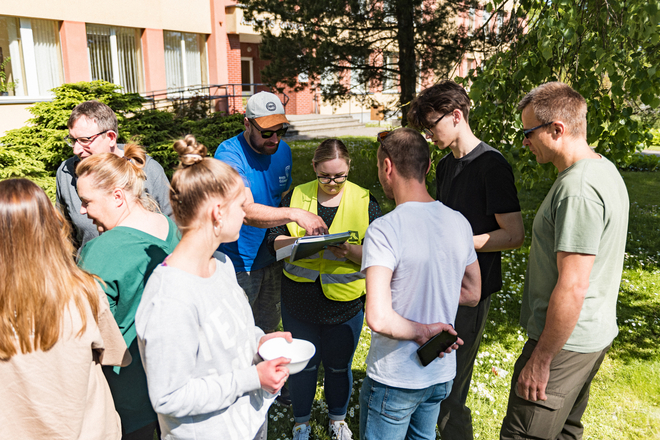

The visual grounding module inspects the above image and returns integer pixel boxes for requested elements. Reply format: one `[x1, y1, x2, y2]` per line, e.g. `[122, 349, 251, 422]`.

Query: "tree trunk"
[396, 0, 417, 127]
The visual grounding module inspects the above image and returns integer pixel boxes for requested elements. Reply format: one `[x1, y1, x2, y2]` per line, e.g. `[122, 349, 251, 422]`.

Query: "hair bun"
[173, 135, 208, 168]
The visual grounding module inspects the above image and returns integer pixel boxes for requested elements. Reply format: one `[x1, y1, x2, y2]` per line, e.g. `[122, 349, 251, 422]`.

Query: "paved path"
[286, 126, 387, 141]
[643, 149, 660, 156]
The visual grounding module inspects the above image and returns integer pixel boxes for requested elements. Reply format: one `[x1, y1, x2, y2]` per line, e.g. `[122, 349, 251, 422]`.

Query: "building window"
[86, 24, 143, 93]
[382, 52, 398, 94]
[468, 8, 476, 36]
[351, 56, 366, 95]
[241, 57, 253, 95]
[164, 31, 207, 90]
[482, 10, 491, 34]
[496, 12, 505, 35]
[0, 15, 63, 97]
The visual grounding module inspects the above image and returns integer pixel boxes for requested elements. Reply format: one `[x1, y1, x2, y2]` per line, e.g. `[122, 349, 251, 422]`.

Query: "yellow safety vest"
[284, 180, 370, 302]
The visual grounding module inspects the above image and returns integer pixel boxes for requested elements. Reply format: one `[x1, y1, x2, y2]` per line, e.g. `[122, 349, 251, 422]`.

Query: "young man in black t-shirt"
[408, 80, 525, 440]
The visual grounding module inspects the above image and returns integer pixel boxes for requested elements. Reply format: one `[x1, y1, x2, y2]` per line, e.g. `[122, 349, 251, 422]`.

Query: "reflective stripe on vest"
[284, 180, 370, 302]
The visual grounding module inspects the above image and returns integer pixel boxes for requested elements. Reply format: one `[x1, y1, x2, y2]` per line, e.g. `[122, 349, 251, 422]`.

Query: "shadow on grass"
[610, 287, 660, 363]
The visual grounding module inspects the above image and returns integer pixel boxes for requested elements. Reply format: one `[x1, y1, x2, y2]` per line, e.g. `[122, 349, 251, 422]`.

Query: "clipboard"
[276, 231, 354, 262]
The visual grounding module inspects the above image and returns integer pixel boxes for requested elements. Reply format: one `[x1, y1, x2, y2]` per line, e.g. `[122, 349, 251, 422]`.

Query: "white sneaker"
[292, 424, 311, 440]
[329, 421, 353, 440]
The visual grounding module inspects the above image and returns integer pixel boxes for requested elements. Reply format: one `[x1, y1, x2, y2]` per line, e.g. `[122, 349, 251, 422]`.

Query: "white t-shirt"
[361, 201, 477, 389]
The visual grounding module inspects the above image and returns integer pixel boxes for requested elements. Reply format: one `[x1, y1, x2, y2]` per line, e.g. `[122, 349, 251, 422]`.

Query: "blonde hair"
[170, 135, 242, 227]
[517, 82, 588, 138]
[76, 144, 158, 211]
[312, 139, 351, 167]
[0, 179, 100, 360]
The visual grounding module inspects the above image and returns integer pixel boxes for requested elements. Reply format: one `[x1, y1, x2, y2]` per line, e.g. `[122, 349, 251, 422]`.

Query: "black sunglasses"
[249, 119, 288, 139]
[523, 121, 554, 139]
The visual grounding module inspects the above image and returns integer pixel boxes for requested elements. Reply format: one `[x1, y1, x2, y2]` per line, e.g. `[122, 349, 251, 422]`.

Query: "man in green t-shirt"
[500, 83, 629, 440]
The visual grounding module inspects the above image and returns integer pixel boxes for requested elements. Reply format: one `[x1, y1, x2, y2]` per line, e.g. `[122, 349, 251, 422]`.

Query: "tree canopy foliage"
[463, 0, 660, 185]
[244, 0, 516, 126]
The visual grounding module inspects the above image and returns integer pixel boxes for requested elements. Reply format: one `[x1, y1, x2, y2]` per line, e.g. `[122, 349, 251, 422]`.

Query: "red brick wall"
[226, 34, 243, 113]
[281, 85, 315, 115]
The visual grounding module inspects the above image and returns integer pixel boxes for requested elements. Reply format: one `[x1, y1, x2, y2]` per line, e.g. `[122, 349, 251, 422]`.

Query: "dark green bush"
[0, 81, 246, 195]
[124, 109, 244, 178]
[619, 153, 660, 172]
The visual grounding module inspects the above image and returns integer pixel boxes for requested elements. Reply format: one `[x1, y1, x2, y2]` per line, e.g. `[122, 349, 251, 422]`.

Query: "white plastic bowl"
[258, 337, 316, 375]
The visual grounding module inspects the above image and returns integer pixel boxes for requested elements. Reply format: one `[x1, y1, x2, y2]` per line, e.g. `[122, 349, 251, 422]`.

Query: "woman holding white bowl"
[136, 135, 292, 440]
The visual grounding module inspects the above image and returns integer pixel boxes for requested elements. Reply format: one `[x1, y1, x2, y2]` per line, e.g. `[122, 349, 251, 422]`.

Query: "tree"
[462, 0, 660, 185]
[244, 0, 507, 126]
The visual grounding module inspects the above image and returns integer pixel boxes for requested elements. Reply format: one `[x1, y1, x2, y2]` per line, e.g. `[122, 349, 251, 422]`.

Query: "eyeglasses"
[317, 175, 348, 184]
[249, 119, 288, 139]
[63, 130, 110, 147]
[423, 112, 452, 137]
[523, 121, 554, 139]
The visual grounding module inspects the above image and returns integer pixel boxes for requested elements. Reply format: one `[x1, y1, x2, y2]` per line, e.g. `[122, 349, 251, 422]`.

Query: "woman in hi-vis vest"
[267, 139, 382, 440]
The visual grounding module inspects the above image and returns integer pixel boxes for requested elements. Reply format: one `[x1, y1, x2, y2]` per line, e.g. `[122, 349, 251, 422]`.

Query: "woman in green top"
[77, 144, 180, 440]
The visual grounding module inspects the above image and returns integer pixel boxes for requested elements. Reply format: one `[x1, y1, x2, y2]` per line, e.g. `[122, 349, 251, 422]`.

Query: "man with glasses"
[214, 93, 327, 395]
[501, 82, 628, 439]
[407, 80, 524, 440]
[56, 100, 172, 249]
[360, 127, 481, 440]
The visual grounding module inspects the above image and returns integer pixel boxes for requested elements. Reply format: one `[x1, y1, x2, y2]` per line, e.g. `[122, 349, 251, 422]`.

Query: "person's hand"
[516, 356, 550, 402]
[414, 322, 463, 358]
[293, 209, 328, 236]
[256, 358, 290, 394]
[328, 242, 350, 259]
[258, 331, 292, 351]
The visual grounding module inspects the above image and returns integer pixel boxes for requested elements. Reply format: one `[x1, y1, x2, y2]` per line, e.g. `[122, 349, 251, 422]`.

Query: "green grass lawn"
[266, 137, 660, 440]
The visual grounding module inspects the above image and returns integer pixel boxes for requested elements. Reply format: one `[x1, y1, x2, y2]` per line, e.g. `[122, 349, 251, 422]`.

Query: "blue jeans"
[281, 303, 363, 423]
[360, 376, 453, 440]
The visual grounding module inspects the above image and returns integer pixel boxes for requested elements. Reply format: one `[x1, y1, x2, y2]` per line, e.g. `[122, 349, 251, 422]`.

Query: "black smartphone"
[416, 330, 458, 367]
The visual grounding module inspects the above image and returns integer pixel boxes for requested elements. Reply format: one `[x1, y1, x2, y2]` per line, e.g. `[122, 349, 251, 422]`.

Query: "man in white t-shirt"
[359, 128, 481, 440]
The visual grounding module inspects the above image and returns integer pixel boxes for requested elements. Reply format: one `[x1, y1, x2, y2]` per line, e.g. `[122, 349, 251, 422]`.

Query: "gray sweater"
[136, 253, 276, 440]
[56, 144, 173, 249]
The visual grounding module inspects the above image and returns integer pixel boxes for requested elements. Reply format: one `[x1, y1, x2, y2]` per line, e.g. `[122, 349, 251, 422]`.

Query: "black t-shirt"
[436, 142, 521, 300]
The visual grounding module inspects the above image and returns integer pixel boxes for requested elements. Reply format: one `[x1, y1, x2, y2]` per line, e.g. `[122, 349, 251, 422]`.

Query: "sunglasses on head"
[249, 119, 288, 139]
[377, 130, 395, 143]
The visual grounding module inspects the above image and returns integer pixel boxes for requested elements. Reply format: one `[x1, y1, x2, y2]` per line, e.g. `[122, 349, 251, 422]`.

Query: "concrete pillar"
[141, 28, 166, 93]
[207, 0, 230, 85]
[59, 21, 90, 83]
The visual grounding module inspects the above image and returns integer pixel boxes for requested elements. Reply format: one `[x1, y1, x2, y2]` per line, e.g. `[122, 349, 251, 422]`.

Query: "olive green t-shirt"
[520, 156, 629, 353]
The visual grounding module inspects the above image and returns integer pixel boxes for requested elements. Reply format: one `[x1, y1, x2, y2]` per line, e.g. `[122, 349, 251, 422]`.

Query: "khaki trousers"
[500, 339, 611, 440]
